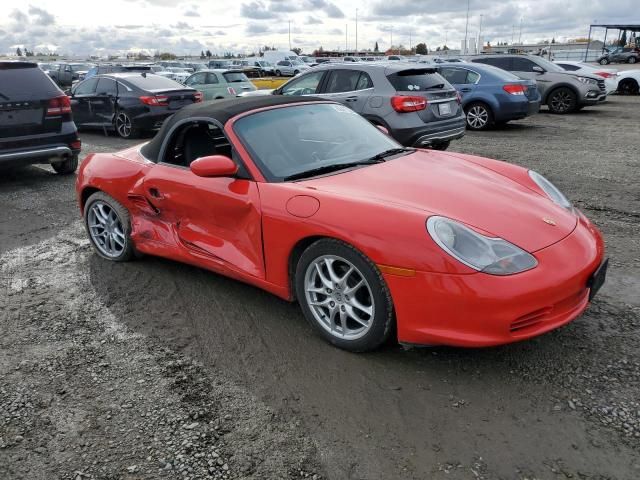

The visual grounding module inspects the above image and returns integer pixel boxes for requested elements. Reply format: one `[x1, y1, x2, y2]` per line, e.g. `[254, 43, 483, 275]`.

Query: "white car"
[554, 61, 619, 94]
[616, 69, 640, 95]
[165, 67, 191, 84]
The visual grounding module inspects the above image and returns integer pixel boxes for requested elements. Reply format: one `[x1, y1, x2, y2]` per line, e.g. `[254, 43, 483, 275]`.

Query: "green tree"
[374, 41, 379, 52]
[292, 47, 302, 55]
[16, 47, 22, 56]
[551, 37, 556, 44]
[415, 42, 428, 55]
[206, 49, 212, 58]
[620, 30, 627, 47]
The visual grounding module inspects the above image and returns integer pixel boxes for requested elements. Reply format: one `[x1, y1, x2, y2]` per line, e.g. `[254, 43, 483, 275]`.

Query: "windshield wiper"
[366, 147, 414, 162]
[423, 83, 445, 89]
[283, 159, 385, 181]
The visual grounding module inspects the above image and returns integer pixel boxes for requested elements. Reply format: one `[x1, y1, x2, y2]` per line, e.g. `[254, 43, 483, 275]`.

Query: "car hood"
[299, 150, 577, 252]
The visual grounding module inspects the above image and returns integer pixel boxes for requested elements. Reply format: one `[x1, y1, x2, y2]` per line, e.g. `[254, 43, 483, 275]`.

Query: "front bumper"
[385, 214, 605, 347]
[579, 90, 607, 106]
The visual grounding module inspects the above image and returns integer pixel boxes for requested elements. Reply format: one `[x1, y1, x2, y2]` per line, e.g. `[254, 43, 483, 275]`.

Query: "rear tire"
[115, 111, 138, 139]
[51, 154, 78, 175]
[430, 141, 450, 151]
[547, 87, 577, 114]
[618, 78, 639, 95]
[294, 70, 300, 75]
[599, 58, 610, 65]
[464, 102, 493, 130]
[628, 57, 637, 64]
[84, 192, 134, 262]
[295, 238, 394, 352]
[275, 70, 281, 76]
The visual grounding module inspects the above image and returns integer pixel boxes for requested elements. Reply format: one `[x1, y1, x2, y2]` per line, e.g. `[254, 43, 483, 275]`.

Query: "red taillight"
[194, 92, 203, 103]
[70, 140, 81, 150]
[47, 95, 71, 116]
[227, 87, 237, 96]
[594, 71, 614, 78]
[502, 84, 526, 96]
[455, 91, 462, 104]
[390, 95, 427, 113]
[140, 95, 169, 106]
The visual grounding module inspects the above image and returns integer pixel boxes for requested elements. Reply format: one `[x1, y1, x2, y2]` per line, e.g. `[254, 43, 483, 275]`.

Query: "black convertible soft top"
[140, 95, 324, 162]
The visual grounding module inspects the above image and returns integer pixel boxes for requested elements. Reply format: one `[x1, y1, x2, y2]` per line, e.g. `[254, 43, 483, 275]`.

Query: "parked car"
[469, 55, 607, 114]
[251, 59, 275, 75]
[616, 69, 640, 95]
[50, 63, 95, 87]
[0, 61, 80, 174]
[76, 96, 607, 352]
[262, 50, 301, 65]
[271, 63, 465, 149]
[70, 73, 202, 138]
[165, 67, 191, 84]
[385, 55, 406, 61]
[597, 47, 640, 65]
[438, 62, 540, 130]
[208, 60, 233, 69]
[554, 61, 619, 93]
[299, 56, 319, 66]
[274, 60, 310, 76]
[184, 69, 257, 100]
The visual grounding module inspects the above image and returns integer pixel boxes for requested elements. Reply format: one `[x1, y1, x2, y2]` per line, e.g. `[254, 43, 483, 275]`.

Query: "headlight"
[577, 76, 597, 85]
[528, 170, 572, 211]
[426, 216, 537, 275]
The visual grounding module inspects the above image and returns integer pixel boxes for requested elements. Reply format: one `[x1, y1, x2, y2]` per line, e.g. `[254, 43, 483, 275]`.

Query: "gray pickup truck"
[49, 63, 94, 87]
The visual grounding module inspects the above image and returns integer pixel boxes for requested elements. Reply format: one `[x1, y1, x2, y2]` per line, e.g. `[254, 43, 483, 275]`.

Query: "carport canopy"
[585, 23, 640, 60]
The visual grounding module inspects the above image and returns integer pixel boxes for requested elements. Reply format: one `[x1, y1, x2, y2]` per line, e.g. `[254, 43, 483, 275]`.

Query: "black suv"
[0, 62, 80, 174]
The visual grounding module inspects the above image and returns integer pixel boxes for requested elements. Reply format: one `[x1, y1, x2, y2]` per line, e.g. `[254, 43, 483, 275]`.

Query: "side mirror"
[190, 155, 238, 178]
[532, 66, 545, 74]
[376, 125, 390, 135]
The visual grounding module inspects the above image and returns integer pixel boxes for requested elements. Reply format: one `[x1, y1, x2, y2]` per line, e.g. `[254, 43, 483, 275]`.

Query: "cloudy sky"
[0, 0, 637, 56]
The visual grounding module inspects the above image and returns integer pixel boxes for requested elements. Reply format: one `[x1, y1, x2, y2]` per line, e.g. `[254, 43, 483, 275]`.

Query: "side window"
[558, 63, 579, 71]
[325, 70, 361, 93]
[466, 70, 480, 83]
[355, 71, 373, 90]
[163, 122, 233, 168]
[439, 68, 468, 84]
[474, 57, 512, 70]
[74, 78, 98, 95]
[280, 71, 325, 95]
[206, 73, 219, 84]
[512, 58, 536, 72]
[64, 65, 72, 72]
[95, 78, 117, 95]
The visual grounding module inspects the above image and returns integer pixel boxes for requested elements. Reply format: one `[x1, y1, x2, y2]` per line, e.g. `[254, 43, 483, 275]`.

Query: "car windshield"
[126, 74, 182, 90]
[233, 103, 403, 182]
[291, 60, 305, 65]
[71, 64, 93, 71]
[531, 57, 564, 73]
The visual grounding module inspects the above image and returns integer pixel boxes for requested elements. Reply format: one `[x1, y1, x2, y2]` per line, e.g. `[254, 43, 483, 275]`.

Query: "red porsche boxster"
[76, 96, 607, 351]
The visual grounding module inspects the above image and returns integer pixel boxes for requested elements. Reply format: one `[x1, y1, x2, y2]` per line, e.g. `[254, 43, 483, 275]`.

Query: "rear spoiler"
[393, 68, 438, 75]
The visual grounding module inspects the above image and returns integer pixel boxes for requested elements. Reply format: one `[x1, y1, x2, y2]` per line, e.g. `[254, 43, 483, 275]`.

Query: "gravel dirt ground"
[1, 95, 639, 480]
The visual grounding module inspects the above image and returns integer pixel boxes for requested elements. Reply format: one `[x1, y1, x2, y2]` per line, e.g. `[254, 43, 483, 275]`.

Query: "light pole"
[345, 24, 348, 52]
[355, 8, 358, 54]
[518, 17, 523, 45]
[288, 20, 291, 51]
[478, 14, 483, 53]
[390, 26, 393, 52]
[463, 0, 470, 54]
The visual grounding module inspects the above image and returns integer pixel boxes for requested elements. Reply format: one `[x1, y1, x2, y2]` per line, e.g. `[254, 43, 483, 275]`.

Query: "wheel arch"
[288, 235, 341, 301]
[79, 186, 102, 213]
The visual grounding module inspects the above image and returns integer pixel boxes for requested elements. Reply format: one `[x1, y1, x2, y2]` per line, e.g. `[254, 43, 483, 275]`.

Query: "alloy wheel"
[304, 255, 375, 340]
[550, 91, 573, 113]
[116, 112, 132, 138]
[87, 201, 127, 258]
[467, 105, 489, 129]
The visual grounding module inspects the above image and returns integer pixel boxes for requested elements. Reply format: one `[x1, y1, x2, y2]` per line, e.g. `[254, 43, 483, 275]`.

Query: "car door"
[439, 67, 477, 100]
[511, 57, 553, 96]
[140, 122, 265, 278]
[320, 69, 373, 113]
[205, 73, 227, 98]
[185, 72, 208, 98]
[69, 77, 98, 126]
[91, 78, 118, 126]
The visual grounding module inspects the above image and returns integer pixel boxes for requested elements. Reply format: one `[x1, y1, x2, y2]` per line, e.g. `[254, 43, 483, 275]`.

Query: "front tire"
[275, 70, 281, 77]
[51, 154, 78, 175]
[115, 111, 138, 139]
[628, 57, 637, 64]
[599, 58, 610, 65]
[295, 239, 394, 352]
[294, 70, 300, 75]
[547, 87, 577, 114]
[464, 102, 493, 130]
[84, 192, 134, 262]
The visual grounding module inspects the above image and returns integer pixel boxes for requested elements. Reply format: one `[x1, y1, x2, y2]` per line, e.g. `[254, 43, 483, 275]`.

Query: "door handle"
[148, 187, 164, 199]
[345, 96, 359, 102]
[460, 88, 472, 92]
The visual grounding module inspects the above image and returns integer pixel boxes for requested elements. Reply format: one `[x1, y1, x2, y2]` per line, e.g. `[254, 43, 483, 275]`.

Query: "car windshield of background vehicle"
[234, 103, 400, 182]
[386, 69, 446, 91]
[223, 72, 250, 83]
